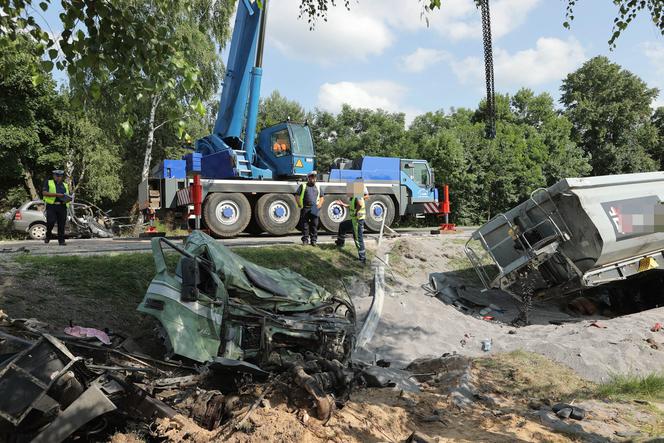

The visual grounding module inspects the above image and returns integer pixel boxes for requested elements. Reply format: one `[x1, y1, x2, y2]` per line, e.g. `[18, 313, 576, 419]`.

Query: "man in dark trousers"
[296, 171, 324, 246]
[335, 182, 368, 264]
[42, 169, 71, 245]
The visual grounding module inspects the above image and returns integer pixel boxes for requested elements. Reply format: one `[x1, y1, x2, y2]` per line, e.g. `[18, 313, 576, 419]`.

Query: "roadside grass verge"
[7, 244, 368, 336]
[596, 373, 664, 401]
[13, 243, 368, 298]
[475, 350, 596, 400]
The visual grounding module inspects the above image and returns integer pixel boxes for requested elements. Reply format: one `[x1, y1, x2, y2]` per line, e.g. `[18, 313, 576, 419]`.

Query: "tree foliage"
[560, 56, 660, 175]
[258, 91, 307, 132]
[0, 36, 120, 204]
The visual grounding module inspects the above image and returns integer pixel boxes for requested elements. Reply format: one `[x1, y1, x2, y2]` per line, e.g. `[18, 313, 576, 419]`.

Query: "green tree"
[0, 37, 121, 205]
[560, 56, 659, 175]
[0, 37, 59, 201]
[311, 105, 412, 169]
[408, 91, 590, 224]
[651, 107, 664, 169]
[258, 90, 307, 132]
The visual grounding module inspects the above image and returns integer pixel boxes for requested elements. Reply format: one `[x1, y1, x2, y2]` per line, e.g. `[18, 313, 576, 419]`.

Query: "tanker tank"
[465, 171, 664, 301]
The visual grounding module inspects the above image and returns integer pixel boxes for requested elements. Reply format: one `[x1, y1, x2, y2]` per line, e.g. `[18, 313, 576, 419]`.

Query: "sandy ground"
[352, 235, 664, 382]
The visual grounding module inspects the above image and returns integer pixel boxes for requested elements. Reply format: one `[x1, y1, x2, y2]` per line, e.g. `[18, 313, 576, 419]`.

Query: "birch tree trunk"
[133, 93, 162, 234]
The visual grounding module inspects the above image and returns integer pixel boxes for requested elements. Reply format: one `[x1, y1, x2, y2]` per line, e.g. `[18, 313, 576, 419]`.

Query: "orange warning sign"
[295, 159, 303, 168]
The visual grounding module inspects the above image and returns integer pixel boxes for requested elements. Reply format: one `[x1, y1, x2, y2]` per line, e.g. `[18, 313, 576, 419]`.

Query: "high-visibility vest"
[298, 183, 321, 208]
[350, 197, 366, 221]
[43, 180, 69, 206]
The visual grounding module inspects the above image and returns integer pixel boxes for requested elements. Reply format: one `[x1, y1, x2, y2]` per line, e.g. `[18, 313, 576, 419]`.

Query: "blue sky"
[257, 0, 664, 123]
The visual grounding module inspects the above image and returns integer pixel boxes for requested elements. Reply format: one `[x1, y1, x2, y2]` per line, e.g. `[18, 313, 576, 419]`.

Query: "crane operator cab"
[257, 122, 316, 179]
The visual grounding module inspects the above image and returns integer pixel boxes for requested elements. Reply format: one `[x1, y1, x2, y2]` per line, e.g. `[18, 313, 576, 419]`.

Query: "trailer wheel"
[319, 195, 348, 233]
[255, 194, 299, 236]
[364, 195, 395, 232]
[203, 193, 251, 238]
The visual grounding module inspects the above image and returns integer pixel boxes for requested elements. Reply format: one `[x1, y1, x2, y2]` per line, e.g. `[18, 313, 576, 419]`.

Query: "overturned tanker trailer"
[465, 172, 664, 302]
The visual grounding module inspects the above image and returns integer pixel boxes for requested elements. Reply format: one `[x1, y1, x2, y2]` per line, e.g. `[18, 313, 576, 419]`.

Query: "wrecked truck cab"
[138, 231, 356, 368]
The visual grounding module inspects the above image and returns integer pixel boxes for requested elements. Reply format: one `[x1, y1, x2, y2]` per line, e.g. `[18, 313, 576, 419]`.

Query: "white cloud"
[401, 48, 450, 73]
[317, 80, 421, 124]
[642, 41, 664, 109]
[268, 0, 393, 65]
[267, 0, 541, 65]
[318, 81, 405, 112]
[642, 41, 664, 74]
[366, 0, 540, 40]
[450, 37, 586, 87]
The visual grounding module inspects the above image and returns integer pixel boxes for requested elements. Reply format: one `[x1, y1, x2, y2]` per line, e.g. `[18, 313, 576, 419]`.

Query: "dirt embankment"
[353, 235, 664, 383]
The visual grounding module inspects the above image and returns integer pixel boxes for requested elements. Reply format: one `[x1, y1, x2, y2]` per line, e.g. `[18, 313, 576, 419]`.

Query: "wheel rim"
[267, 200, 291, 224]
[328, 202, 347, 223]
[215, 200, 240, 226]
[31, 225, 46, 239]
[369, 201, 387, 222]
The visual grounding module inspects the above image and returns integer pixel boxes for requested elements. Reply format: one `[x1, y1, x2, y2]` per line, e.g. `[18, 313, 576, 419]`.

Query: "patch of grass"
[8, 244, 369, 337]
[13, 243, 368, 300]
[152, 220, 189, 237]
[475, 350, 595, 400]
[596, 373, 664, 401]
[235, 244, 371, 290]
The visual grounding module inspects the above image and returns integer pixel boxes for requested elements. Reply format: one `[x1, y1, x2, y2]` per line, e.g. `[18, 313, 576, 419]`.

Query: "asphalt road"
[0, 227, 476, 256]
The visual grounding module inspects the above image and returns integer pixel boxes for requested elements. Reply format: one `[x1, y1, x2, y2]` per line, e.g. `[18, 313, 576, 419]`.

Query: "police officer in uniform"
[296, 171, 324, 246]
[42, 169, 71, 245]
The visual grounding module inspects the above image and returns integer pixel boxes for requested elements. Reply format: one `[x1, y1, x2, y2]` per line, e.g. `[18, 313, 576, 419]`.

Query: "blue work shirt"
[299, 183, 324, 216]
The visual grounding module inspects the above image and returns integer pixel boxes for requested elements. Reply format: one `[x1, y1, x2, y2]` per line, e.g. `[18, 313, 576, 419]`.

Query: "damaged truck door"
[137, 232, 356, 369]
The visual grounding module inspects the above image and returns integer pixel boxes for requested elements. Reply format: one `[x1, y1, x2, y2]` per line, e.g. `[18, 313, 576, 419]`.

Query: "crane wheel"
[255, 193, 299, 236]
[319, 195, 349, 233]
[364, 195, 395, 232]
[203, 193, 251, 238]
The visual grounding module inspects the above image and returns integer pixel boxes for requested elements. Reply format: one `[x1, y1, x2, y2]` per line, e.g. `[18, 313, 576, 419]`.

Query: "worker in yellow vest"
[295, 170, 324, 246]
[335, 183, 369, 264]
[42, 169, 72, 245]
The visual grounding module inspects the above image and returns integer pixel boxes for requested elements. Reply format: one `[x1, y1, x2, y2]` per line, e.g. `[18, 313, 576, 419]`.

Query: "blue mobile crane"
[139, 0, 439, 238]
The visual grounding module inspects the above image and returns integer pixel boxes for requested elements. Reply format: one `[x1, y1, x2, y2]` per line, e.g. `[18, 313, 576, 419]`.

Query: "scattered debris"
[588, 321, 607, 329]
[64, 324, 112, 345]
[651, 322, 662, 332]
[482, 338, 492, 352]
[552, 403, 586, 420]
[646, 337, 659, 350]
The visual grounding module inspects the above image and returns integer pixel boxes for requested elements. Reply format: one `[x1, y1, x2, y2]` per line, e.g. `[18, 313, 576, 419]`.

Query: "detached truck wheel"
[255, 193, 299, 236]
[364, 195, 395, 232]
[319, 195, 348, 233]
[203, 193, 251, 238]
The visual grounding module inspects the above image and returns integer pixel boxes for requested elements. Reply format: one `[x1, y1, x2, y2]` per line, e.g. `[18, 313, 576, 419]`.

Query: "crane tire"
[319, 195, 349, 233]
[255, 193, 299, 236]
[364, 195, 395, 232]
[203, 193, 251, 238]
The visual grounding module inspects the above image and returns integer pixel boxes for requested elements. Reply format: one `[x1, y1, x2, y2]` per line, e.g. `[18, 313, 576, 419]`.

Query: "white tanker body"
[465, 172, 664, 300]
